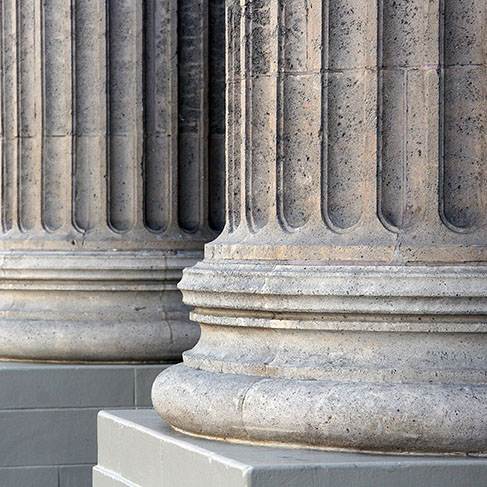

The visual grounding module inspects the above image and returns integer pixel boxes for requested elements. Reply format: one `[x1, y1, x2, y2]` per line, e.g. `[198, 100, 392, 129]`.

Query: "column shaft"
[214, 0, 487, 262]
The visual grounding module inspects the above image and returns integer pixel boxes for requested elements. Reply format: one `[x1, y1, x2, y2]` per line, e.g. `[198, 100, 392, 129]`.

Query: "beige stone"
[153, 0, 487, 453]
[0, 0, 224, 361]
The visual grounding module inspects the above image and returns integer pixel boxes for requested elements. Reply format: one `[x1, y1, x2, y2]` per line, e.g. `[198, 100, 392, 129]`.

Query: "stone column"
[0, 0, 224, 361]
[153, 0, 487, 454]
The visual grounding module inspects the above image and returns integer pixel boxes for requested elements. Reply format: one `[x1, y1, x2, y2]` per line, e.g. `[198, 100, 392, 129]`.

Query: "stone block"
[0, 362, 136, 409]
[0, 362, 168, 487]
[94, 409, 487, 487]
[0, 467, 58, 487]
[0, 408, 98, 466]
[59, 465, 94, 487]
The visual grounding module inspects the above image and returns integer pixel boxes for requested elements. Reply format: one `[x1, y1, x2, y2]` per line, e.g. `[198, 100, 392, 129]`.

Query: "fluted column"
[153, 0, 487, 454]
[0, 0, 224, 361]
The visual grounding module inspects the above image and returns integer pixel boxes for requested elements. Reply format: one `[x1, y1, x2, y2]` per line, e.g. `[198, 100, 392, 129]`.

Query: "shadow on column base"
[0, 318, 199, 363]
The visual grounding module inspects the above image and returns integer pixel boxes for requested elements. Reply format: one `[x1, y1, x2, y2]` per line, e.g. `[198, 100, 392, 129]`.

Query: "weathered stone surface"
[0, 251, 201, 361]
[0, 0, 224, 361]
[153, 0, 487, 454]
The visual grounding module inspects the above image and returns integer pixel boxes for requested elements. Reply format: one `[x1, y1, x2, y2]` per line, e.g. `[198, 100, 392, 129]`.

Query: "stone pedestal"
[93, 409, 487, 487]
[0, 0, 224, 361]
[153, 0, 487, 454]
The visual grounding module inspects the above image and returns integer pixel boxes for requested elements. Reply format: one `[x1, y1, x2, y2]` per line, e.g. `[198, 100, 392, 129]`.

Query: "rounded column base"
[0, 250, 201, 362]
[153, 363, 487, 454]
[152, 260, 487, 453]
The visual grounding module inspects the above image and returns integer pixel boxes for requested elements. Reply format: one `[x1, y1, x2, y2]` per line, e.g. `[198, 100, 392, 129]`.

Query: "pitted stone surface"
[153, 0, 487, 454]
[0, 0, 225, 361]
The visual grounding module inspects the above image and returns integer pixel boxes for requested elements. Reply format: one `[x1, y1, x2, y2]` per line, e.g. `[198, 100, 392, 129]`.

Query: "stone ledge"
[94, 409, 487, 487]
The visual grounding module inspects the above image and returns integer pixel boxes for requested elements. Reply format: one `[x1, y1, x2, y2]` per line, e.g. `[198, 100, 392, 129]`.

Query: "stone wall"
[0, 363, 165, 487]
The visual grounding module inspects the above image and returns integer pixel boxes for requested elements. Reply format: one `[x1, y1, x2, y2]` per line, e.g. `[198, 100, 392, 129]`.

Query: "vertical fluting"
[225, 0, 242, 232]
[323, 0, 377, 231]
[144, 0, 177, 233]
[0, 1, 3, 231]
[222, 0, 486, 253]
[107, 0, 142, 233]
[178, 0, 208, 233]
[441, 0, 487, 231]
[245, 0, 278, 230]
[0, 0, 18, 233]
[0, 0, 224, 246]
[0, 0, 225, 362]
[378, 0, 440, 232]
[42, 0, 73, 232]
[278, 0, 322, 229]
[208, 0, 225, 232]
[18, 0, 43, 232]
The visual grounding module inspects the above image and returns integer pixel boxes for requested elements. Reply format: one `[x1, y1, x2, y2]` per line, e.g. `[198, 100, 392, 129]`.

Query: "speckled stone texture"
[153, 0, 487, 453]
[0, 0, 224, 361]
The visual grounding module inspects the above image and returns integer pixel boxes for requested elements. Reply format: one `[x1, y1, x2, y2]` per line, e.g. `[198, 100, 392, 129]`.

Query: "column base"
[0, 361, 168, 487]
[153, 260, 487, 454]
[93, 409, 487, 487]
[154, 364, 487, 455]
[0, 250, 201, 362]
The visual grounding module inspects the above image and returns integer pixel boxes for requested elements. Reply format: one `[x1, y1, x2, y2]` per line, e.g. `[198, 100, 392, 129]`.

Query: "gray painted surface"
[0, 467, 59, 487]
[0, 363, 136, 409]
[59, 466, 94, 487]
[0, 465, 93, 487]
[0, 362, 168, 487]
[0, 408, 98, 466]
[94, 409, 487, 487]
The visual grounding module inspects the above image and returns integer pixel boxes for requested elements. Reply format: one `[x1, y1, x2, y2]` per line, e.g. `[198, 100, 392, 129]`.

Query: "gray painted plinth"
[93, 409, 487, 487]
[0, 361, 168, 487]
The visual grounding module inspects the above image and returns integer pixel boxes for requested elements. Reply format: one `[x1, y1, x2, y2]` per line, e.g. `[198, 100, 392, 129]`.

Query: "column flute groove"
[440, 0, 487, 233]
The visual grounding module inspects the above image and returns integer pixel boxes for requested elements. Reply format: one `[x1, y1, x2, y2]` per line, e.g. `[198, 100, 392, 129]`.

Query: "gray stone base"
[0, 361, 169, 487]
[93, 410, 487, 487]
